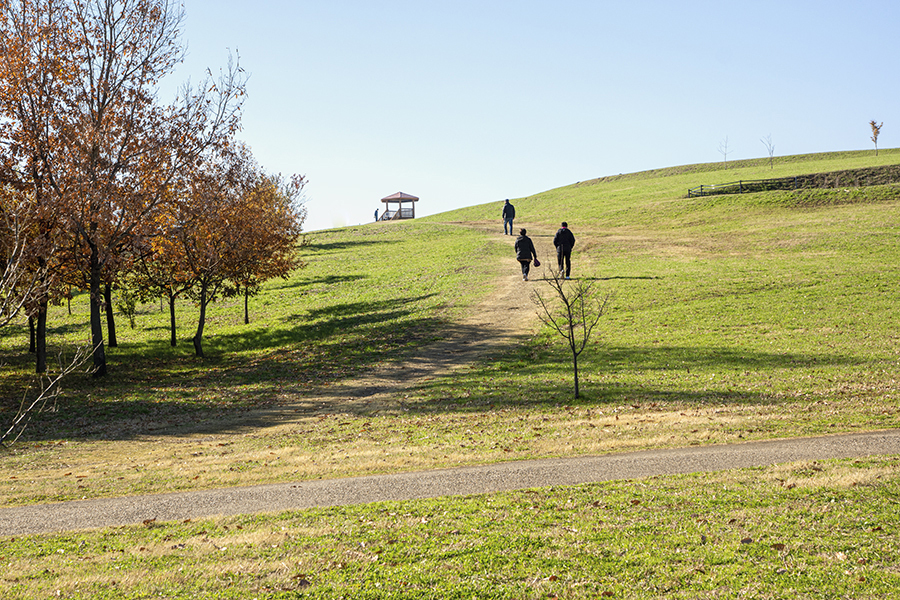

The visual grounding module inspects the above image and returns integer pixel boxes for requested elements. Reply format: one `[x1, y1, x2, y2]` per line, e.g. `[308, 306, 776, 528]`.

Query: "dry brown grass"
[0, 398, 878, 506]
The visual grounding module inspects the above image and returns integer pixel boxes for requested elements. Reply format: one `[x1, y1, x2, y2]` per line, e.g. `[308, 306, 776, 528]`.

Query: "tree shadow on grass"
[181, 340, 868, 433]
[600, 344, 861, 371]
[0, 318, 91, 342]
[303, 239, 399, 255]
[277, 274, 367, 290]
[404, 343, 864, 415]
[0, 294, 448, 441]
[1, 324, 867, 442]
[530, 275, 660, 282]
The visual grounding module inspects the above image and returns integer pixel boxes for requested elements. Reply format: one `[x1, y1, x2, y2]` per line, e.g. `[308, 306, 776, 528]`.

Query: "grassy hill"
[425, 149, 900, 426]
[2, 147, 899, 485]
[2, 149, 900, 598]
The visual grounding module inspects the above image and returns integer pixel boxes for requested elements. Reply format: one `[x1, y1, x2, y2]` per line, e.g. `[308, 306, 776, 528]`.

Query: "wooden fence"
[688, 164, 900, 198]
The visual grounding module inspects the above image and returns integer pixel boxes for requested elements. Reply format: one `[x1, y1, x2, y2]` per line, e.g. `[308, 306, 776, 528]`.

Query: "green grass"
[410, 149, 900, 437]
[1, 149, 900, 596]
[0, 221, 501, 439]
[2, 456, 899, 599]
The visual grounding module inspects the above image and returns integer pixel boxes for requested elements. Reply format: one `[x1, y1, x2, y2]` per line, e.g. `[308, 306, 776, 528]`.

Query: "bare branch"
[0, 344, 93, 447]
[532, 269, 609, 398]
[718, 136, 730, 168]
[760, 134, 775, 170]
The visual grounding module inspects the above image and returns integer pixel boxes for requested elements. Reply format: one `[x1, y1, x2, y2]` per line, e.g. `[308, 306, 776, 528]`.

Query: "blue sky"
[168, 1, 899, 231]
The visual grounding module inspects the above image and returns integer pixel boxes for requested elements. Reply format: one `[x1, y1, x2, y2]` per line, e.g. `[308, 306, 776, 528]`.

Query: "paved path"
[2, 429, 898, 536]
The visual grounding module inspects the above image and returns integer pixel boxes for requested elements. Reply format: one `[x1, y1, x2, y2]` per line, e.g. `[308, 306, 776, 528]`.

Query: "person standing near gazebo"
[502, 199, 515, 235]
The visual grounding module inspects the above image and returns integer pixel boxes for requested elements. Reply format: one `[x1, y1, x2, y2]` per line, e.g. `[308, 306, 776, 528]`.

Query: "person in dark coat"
[502, 199, 515, 235]
[553, 221, 576, 279]
[514, 228, 538, 281]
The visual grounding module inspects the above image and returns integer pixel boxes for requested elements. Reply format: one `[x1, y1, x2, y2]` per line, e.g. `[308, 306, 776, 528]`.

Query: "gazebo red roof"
[381, 192, 419, 202]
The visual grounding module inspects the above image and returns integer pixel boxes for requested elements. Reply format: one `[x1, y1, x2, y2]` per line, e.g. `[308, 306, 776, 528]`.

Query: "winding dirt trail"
[218, 226, 557, 425]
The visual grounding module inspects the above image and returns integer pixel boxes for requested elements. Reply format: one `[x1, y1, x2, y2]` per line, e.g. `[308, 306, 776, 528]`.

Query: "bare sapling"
[532, 270, 609, 399]
[761, 134, 775, 169]
[718, 136, 731, 168]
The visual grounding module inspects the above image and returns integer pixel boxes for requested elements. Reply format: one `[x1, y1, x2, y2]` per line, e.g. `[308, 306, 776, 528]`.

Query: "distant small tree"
[761, 134, 775, 169]
[116, 284, 139, 330]
[870, 120, 883, 156]
[532, 270, 609, 399]
[718, 136, 731, 168]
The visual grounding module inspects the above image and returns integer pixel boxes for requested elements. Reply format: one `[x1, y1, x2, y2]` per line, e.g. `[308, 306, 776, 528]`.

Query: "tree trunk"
[569, 324, 579, 399]
[573, 351, 580, 399]
[35, 300, 47, 374]
[89, 244, 107, 376]
[244, 286, 250, 325]
[168, 293, 178, 347]
[192, 280, 207, 358]
[104, 283, 117, 348]
[29, 316, 36, 353]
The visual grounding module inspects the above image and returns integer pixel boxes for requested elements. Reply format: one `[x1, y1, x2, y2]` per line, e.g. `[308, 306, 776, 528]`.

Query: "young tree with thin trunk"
[761, 134, 775, 170]
[718, 136, 731, 168]
[176, 147, 246, 358]
[227, 168, 306, 324]
[532, 270, 609, 399]
[127, 231, 194, 346]
[870, 120, 883, 156]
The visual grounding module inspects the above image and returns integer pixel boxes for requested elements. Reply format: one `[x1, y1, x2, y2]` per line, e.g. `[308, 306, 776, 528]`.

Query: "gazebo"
[379, 192, 418, 220]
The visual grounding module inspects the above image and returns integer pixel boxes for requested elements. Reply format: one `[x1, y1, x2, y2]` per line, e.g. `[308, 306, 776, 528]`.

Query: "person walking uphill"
[553, 221, 576, 278]
[514, 228, 539, 281]
[502, 199, 515, 235]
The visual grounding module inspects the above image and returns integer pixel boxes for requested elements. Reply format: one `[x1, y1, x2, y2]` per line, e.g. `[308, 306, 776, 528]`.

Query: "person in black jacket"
[514, 228, 538, 281]
[502, 199, 515, 235]
[553, 221, 576, 279]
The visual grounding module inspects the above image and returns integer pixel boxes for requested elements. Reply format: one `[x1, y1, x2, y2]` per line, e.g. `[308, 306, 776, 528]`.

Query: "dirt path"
[315, 230, 548, 400]
[4, 429, 900, 535]
[199, 227, 555, 430]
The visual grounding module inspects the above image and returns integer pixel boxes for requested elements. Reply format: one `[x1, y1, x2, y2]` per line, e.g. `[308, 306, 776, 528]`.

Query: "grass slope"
[1, 149, 899, 598]
[4, 457, 900, 598]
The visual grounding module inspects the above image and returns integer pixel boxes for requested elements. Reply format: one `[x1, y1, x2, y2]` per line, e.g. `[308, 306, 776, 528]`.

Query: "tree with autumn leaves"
[226, 161, 306, 327]
[1, 0, 306, 375]
[131, 142, 306, 357]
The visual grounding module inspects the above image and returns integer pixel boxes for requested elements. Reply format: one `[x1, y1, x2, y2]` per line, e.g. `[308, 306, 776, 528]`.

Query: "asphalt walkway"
[2, 429, 898, 536]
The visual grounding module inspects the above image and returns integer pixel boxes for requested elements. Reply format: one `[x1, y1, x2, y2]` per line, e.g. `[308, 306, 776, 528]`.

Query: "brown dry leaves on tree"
[869, 120, 883, 156]
[0, 0, 245, 375]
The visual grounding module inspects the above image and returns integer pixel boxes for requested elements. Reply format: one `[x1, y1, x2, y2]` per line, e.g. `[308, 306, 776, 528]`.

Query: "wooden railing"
[378, 208, 415, 220]
[688, 164, 900, 198]
[688, 178, 800, 197]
